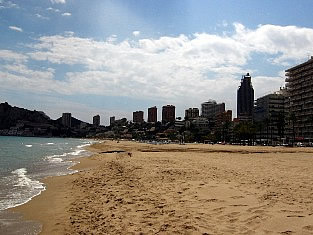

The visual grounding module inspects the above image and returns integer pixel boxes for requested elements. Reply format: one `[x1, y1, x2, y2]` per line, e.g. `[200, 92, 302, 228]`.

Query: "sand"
[11, 141, 313, 234]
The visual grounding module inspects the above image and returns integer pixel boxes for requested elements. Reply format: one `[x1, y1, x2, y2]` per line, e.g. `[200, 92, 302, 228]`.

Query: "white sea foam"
[0, 138, 95, 212]
[70, 149, 84, 156]
[67, 142, 91, 156]
[47, 157, 63, 163]
[12, 168, 44, 189]
[0, 168, 46, 211]
[77, 142, 92, 149]
[45, 153, 67, 163]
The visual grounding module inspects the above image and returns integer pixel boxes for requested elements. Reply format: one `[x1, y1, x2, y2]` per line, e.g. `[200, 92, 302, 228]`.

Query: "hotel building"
[285, 56, 313, 140]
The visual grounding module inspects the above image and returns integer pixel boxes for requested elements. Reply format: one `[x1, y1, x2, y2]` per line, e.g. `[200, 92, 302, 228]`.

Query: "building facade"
[237, 73, 254, 121]
[285, 56, 313, 141]
[253, 92, 285, 144]
[133, 111, 144, 123]
[62, 113, 71, 127]
[93, 115, 100, 126]
[185, 108, 199, 120]
[191, 117, 210, 133]
[215, 110, 232, 127]
[201, 100, 225, 119]
[162, 105, 175, 123]
[148, 106, 157, 123]
[110, 116, 115, 126]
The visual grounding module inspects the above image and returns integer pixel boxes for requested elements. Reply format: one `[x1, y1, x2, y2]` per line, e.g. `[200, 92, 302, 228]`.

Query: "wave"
[68, 141, 94, 156]
[0, 138, 95, 212]
[45, 153, 67, 163]
[0, 168, 45, 211]
[11, 168, 44, 189]
[46, 156, 64, 163]
[77, 142, 92, 149]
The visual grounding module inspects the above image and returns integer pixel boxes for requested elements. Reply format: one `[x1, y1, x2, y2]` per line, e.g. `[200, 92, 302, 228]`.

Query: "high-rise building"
[110, 116, 115, 126]
[62, 113, 71, 127]
[185, 108, 199, 120]
[285, 56, 313, 140]
[237, 73, 254, 121]
[162, 105, 175, 123]
[215, 110, 233, 141]
[93, 115, 100, 126]
[201, 100, 225, 119]
[133, 111, 144, 123]
[148, 106, 157, 123]
[253, 92, 285, 144]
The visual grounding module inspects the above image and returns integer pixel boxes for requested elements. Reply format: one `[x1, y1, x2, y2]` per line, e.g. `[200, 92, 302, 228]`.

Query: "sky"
[1, 0, 313, 125]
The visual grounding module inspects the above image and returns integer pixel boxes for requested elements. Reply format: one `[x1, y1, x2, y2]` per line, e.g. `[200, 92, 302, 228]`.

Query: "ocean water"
[0, 136, 94, 211]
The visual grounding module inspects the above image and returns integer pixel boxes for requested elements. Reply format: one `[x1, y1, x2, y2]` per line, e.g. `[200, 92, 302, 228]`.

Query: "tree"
[255, 121, 264, 144]
[233, 122, 256, 145]
[222, 121, 231, 142]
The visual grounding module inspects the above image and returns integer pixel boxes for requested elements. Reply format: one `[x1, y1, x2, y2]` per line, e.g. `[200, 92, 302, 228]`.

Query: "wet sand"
[11, 141, 313, 234]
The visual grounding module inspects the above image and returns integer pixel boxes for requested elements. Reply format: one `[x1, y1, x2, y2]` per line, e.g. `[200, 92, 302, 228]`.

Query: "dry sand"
[12, 141, 313, 234]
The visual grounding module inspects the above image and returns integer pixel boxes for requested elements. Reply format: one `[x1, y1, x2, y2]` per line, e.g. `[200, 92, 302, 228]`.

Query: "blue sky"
[1, 0, 313, 124]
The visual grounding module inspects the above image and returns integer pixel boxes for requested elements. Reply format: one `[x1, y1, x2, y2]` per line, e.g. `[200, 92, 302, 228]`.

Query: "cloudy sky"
[1, 0, 313, 124]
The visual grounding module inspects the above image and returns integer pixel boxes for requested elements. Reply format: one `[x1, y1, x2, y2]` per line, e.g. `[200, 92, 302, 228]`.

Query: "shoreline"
[8, 141, 313, 234]
[8, 153, 99, 234]
[1, 141, 97, 235]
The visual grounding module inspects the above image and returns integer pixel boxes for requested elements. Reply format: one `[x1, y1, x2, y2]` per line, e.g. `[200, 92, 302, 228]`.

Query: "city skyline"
[1, 0, 313, 125]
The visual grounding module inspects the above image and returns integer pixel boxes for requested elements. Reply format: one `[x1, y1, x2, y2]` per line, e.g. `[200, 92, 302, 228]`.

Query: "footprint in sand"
[287, 215, 305, 218]
[303, 225, 313, 231]
[230, 195, 245, 199]
[280, 231, 293, 234]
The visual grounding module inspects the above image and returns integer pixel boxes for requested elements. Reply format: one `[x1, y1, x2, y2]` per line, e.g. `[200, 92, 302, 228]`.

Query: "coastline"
[9, 149, 99, 235]
[8, 141, 313, 234]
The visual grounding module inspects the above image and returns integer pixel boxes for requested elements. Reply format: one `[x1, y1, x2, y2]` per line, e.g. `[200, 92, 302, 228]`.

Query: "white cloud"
[2, 23, 313, 118]
[9, 25, 22, 32]
[35, 13, 49, 20]
[62, 12, 71, 16]
[0, 50, 28, 62]
[46, 7, 60, 12]
[253, 75, 285, 98]
[132, 31, 140, 37]
[0, 0, 18, 9]
[50, 0, 65, 4]
[233, 23, 313, 64]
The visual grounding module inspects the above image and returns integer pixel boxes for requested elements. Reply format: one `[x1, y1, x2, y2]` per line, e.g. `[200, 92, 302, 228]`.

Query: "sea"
[0, 136, 95, 234]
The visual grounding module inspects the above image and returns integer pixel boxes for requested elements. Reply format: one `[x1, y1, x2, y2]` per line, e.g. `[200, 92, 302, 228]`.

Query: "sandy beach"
[11, 141, 313, 234]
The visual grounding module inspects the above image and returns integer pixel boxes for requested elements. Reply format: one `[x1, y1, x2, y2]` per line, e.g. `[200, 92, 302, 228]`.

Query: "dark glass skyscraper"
[237, 73, 254, 121]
